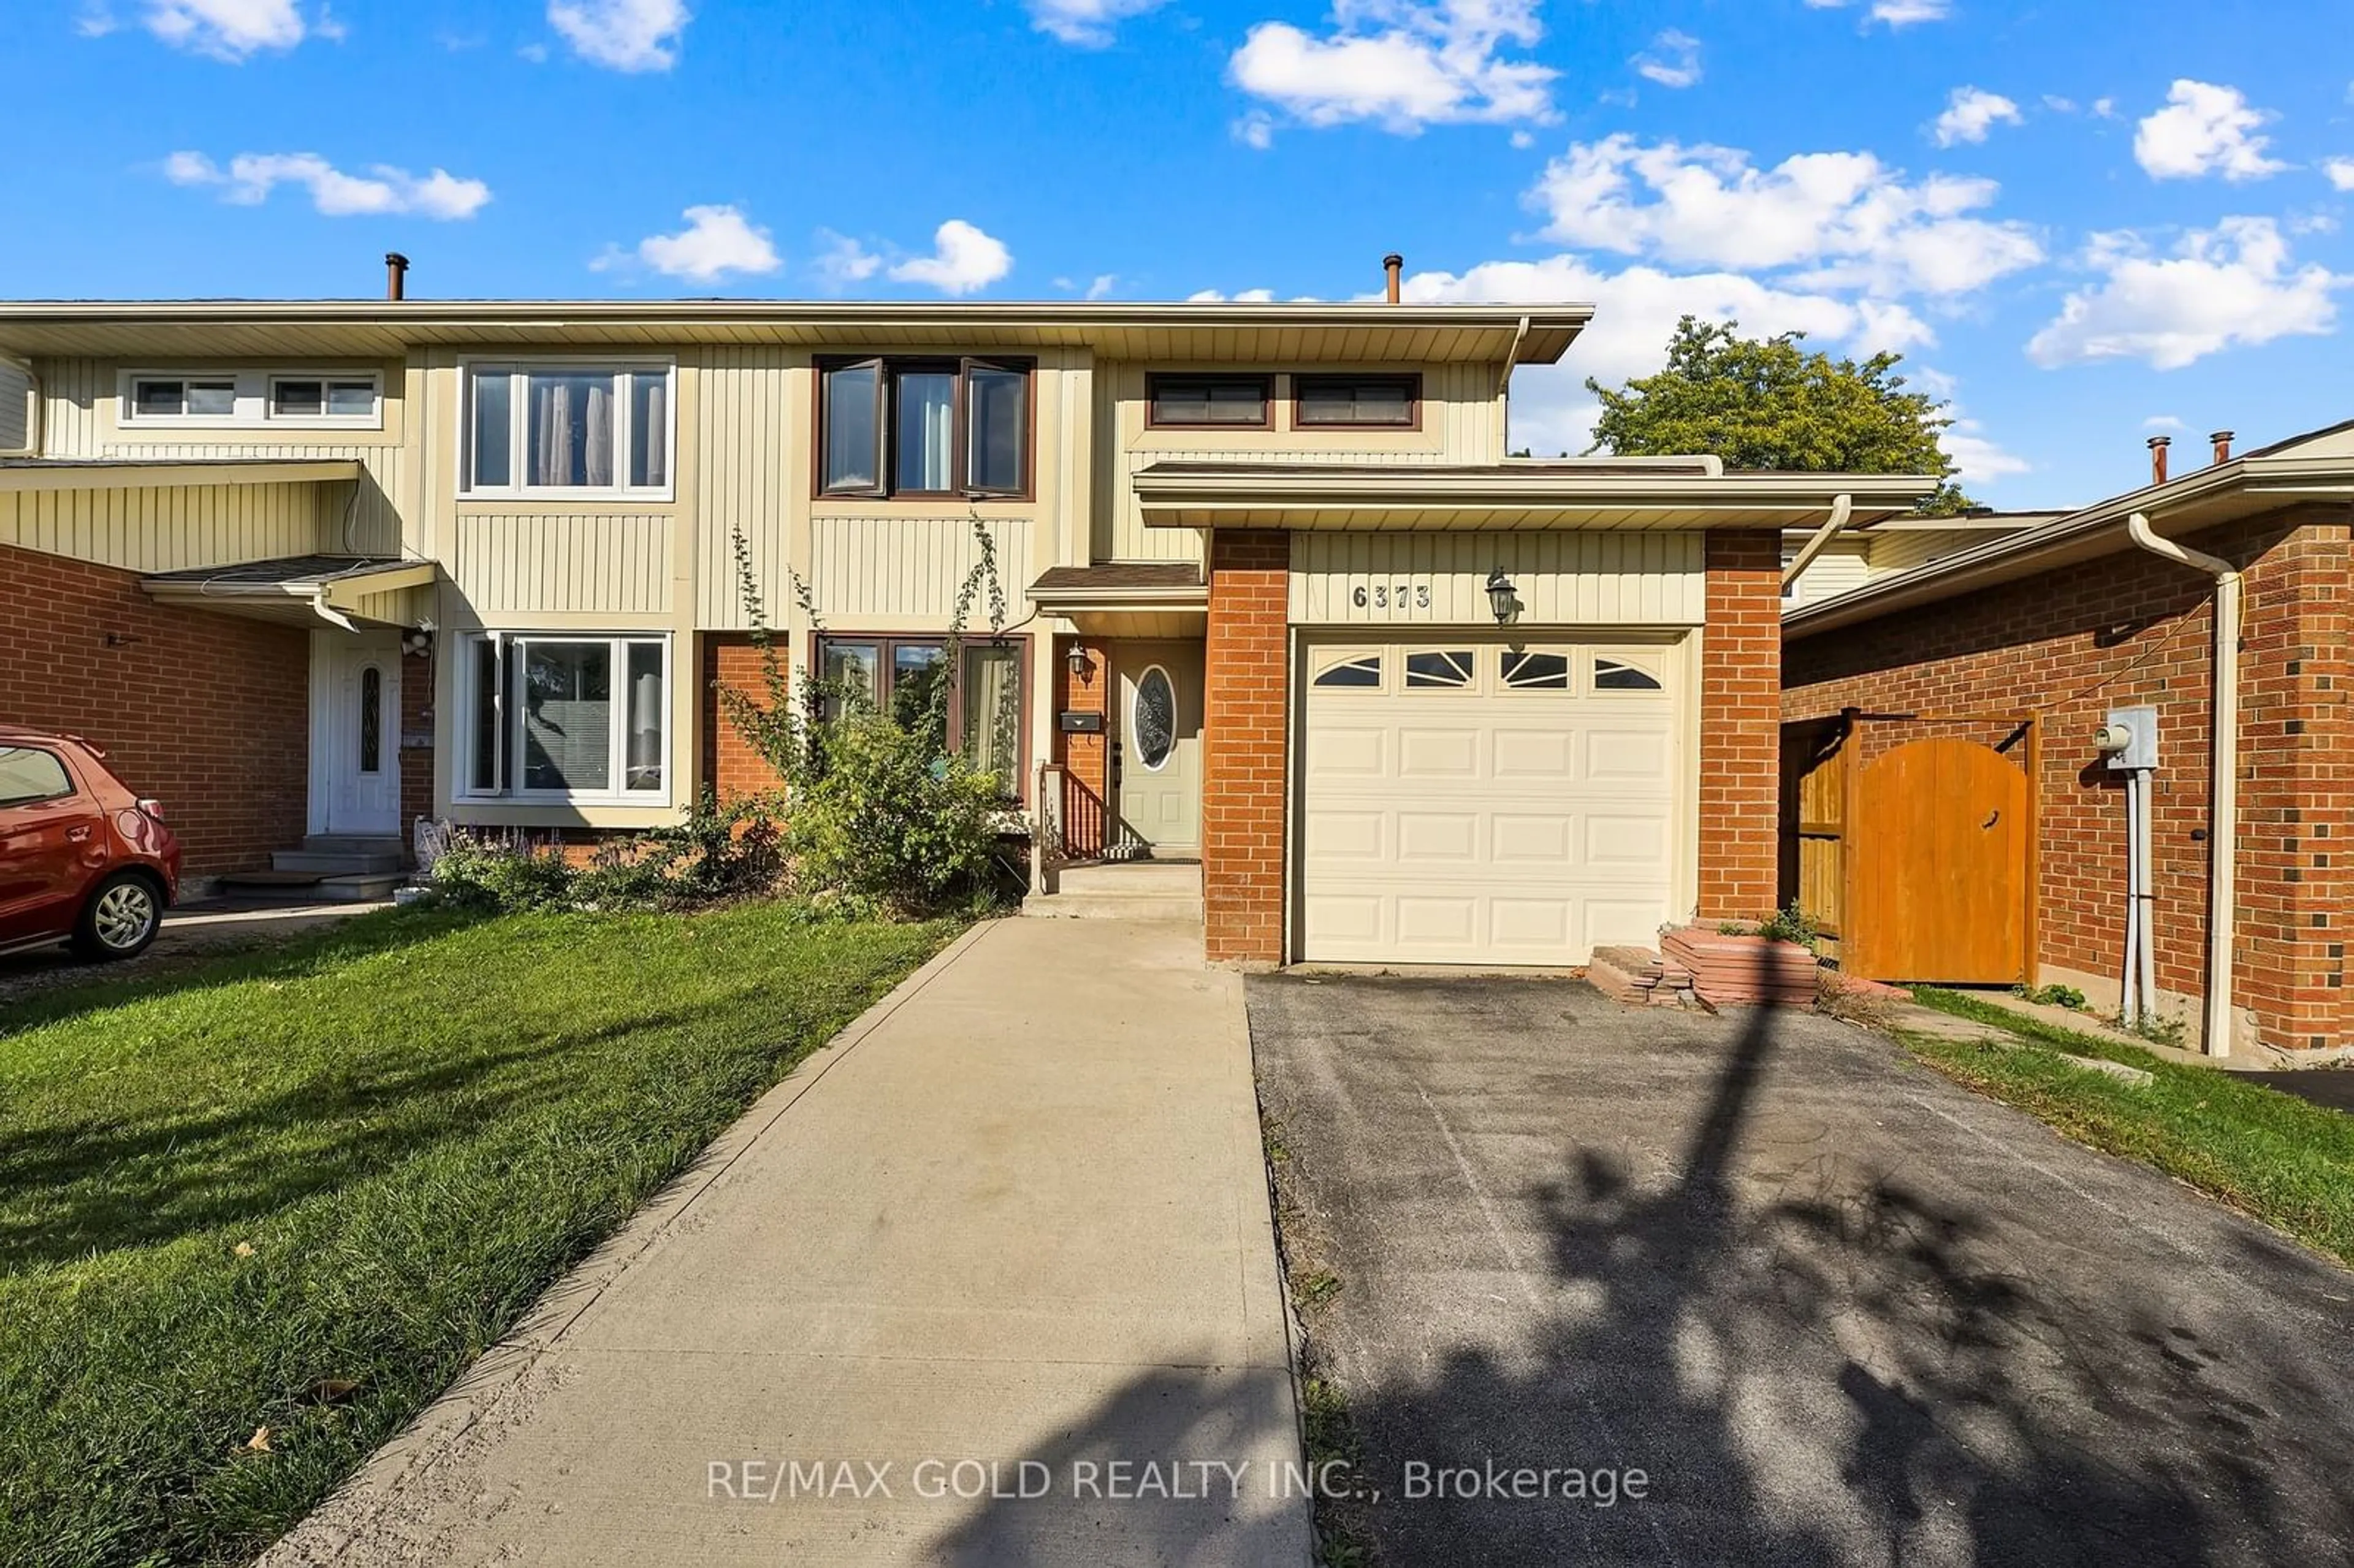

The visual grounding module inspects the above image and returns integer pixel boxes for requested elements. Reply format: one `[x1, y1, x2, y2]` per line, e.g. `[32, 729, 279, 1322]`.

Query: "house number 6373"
[1352, 584, 1431, 611]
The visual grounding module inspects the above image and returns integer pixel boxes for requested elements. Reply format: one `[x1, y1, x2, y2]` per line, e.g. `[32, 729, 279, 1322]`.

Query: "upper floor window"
[819, 357, 1030, 499]
[1147, 373, 1272, 429]
[1294, 373, 1419, 429]
[465, 363, 673, 497]
[121, 369, 382, 428]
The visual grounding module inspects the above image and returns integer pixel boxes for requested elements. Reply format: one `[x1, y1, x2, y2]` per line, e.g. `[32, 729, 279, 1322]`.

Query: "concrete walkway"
[267, 918, 1307, 1568]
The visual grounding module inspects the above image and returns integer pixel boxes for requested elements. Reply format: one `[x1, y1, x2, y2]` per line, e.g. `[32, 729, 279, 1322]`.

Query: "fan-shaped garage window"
[1594, 657, 1664, 691]
[1313, 654, 1383, 688]
[1132, 666, 1176, 771]
[1501, 650, 1571, 690]
[1404, 650, 1476, 688]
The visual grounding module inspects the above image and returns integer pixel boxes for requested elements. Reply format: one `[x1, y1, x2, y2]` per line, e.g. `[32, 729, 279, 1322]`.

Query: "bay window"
[818, 357, 1030, 498]
[815, 634, 1027, 795]
[465, 363, 673, 496]
[462, 634, 670, 802]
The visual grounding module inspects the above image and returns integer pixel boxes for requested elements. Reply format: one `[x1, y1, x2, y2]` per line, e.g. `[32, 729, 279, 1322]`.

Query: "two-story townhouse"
[0, 279, 1937, 968]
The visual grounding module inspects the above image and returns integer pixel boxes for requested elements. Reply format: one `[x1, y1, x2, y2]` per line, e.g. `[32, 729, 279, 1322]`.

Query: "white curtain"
[633, 373, 668, 489]
[530, 375, 616, 487]
[962, 646, 1019, 780]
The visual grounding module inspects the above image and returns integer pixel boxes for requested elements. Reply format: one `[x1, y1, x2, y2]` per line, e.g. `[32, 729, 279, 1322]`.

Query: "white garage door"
[1297, 637, 1682, 965]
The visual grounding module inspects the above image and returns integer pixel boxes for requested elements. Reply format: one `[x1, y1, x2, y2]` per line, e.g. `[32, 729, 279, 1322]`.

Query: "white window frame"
[460, 357, 677, 501]
[118, 368, 383, 429]
[458, 631, 674, 806]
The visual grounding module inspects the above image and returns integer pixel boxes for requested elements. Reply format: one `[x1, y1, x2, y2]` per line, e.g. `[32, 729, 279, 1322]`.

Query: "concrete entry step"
[218, 869, 408, 903]
[272, 850, 404, 875]
[1024, 860, 1203, 921]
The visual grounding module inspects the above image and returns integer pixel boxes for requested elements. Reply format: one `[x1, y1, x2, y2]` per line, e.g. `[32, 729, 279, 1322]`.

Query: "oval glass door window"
[1132, 665, 1176, 771]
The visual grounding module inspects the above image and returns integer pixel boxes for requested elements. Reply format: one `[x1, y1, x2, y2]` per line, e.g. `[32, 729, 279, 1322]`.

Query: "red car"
[0, 727, 181, 962]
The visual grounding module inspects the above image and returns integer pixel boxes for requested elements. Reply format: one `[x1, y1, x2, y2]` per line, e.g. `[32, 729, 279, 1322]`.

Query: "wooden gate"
[1780, 712, 2038, 986]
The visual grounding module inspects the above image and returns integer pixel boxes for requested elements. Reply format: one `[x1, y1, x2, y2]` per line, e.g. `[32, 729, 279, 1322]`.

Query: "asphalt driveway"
[1249, 974, 2354, 1568]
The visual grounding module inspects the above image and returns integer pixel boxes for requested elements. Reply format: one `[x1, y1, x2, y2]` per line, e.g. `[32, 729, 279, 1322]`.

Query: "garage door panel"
[1305, 810, 1386, 860]
[1395, 897, 1478, 946]
[1493, 729, 1577, 780]
[1586, 730, 1671, 782]
[1306, 726, 1387, 777]
[1396, 812, 1480, 863]
[1396, 728, 1480, 778]
[1299, 636, 1684, 967]
[1492, 814, 1575, 863]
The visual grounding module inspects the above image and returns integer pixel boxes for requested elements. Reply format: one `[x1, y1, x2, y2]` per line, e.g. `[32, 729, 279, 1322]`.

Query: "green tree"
[1585, 316, 1977, 514]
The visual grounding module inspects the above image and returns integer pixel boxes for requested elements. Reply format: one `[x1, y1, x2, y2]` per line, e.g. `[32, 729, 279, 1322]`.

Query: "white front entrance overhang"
[0, 457, 365, 495]
[1133, 460, 1940, 533]
[144, 555, 436, 631]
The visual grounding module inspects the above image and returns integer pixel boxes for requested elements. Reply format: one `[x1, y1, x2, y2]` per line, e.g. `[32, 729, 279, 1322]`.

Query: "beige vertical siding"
[1783, 538, 1872, 606]
[1290, 531, 1705, 625]
[32, 356, 409, 553]
[449, 514, 673, 617]
[0, 481, 330, 572]
[807, 514, 1036, 625]
[1867, 527, 2000, 576]
[1095, 360, 1507, 563]
[691, 345, 798, 629]
[0, 361, 31, 452]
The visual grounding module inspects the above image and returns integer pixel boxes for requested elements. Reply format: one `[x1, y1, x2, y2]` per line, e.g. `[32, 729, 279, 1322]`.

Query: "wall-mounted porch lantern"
[1485, 569, 1520, 625]
[1065, 644, 1092, 682]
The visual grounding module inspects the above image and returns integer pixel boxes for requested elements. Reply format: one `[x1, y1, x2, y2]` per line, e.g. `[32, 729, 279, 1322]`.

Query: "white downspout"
[1782, 493, 1856, 592]
[2126, 511, 2241, 1057]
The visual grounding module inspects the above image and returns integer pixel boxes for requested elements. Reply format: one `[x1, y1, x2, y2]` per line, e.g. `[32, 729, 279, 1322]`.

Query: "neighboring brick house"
[1784, 424, 2354, 1056]
[4, 284, 1937, 964]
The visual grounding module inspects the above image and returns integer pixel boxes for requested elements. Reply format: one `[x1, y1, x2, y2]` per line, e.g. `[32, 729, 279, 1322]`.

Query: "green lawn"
[1900, 989, 2354, 1269]
[0, 903, 958, 1568]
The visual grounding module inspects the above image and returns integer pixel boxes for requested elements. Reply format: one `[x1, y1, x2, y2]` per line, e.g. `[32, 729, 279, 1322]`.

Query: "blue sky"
[6, 1, 2352, 505]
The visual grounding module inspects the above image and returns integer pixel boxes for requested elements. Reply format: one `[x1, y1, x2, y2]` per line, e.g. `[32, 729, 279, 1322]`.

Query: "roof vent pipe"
[2147, 435, 2171, 485]
[385, 253, 409, 302]
[2211, 430, 2234, 466]
[1383, 253, 1403, 305]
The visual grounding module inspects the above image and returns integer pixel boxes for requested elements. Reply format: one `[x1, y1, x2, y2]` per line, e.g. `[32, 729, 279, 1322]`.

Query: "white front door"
[1296, 636, 1683, 965]
[1114, 641, 1204, 857]
[314, 631, 402, 835]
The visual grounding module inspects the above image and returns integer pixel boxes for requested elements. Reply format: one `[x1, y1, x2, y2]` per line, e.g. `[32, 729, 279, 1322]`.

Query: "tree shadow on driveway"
[1246, 982, 2354, 1567]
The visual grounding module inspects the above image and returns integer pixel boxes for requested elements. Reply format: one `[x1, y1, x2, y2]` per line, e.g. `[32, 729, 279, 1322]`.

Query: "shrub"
[1758, 902, 1825, 952]
[715, 519, 1016, 919]
[429, 832, 576, 913]
[2017, 982, 2089, 1011]
[423, 792, 786, 916]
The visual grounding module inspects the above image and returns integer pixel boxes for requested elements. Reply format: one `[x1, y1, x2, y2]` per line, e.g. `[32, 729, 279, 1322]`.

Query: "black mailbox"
[1059, 710, 1105, 734]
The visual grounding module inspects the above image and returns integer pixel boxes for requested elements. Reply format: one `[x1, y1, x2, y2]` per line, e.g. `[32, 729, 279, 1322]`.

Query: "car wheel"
[72, 873, 163, 961]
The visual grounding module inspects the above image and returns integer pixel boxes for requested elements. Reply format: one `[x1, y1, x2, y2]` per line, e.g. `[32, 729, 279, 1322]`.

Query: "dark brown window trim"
[807, 630, 1034, 803]
[1290, 370, 1423, 432]
[812, 355, 1037, 503]
[1144, 371, 1276, 431]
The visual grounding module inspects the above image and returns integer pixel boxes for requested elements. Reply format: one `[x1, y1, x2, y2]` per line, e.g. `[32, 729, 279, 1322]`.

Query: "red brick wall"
[1202, 530, 1290, 965]
[1051, 636, 1111, 858]
[400, 647, 433, 850]
[702, 634, 788, 802]
[1699, 531, 1785, 923]
[0, 542, 308, 876]
[1785, 509, 2350, 1052]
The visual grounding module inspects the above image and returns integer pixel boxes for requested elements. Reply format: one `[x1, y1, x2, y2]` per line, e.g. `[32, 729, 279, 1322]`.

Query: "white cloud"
[2143, 414, 2187, 430]
[2134, 80, 2286, 182]
[75, 4, 120, 37]
[600, 205, 780, 283]
[1024, 0, 1165, 46]
[1803, 0, 1954, 28]
[1942, 417, 2030, 483]
[2327, 158, 2354, 192]
[812, 231, 884, 289]
[137, 1, 311, 59]
[1186, 287, 1279, 302]
[164, 150, 492, 219]
[1932, 87, 2022, 148]
[1233, 112, 1277, 150]
[1632, 29, 1701, 90]
[1398, 253, 1938, 455]
[2027, 218, 2342, 370]
[1529, 134, 2043, 297]
[1085, 273, 1118, 300]
[2092, 97, 2117, 119]
[548, 0, 688, 72]
[1228, 0, 1558, 134]
[887, 219, 1013, 295]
